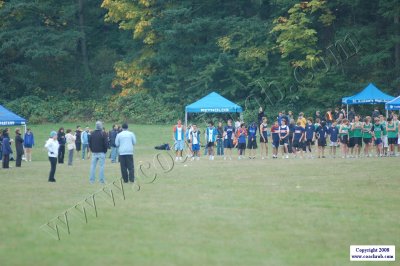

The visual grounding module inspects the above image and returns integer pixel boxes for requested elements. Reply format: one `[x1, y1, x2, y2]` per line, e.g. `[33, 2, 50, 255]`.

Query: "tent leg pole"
[347, 105, 348, 119]
[386, 109, 388, 118]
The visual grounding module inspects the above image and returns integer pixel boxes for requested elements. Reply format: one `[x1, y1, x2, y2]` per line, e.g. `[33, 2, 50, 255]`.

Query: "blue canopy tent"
[342, 83, 395, 117]
[0, 105, 27, 132]
[185, 92, 243, 127]
[385, 96, 400, 111]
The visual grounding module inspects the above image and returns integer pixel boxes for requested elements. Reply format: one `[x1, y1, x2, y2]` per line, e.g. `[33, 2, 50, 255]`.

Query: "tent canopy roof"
[0, 105, 26, 126]
[385, 95, 400, 110]
[342, 83, 394, 105]
[185, 92, 243, 113]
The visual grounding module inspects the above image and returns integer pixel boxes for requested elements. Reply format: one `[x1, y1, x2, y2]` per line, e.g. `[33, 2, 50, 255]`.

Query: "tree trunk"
[78, 0, 90, 75]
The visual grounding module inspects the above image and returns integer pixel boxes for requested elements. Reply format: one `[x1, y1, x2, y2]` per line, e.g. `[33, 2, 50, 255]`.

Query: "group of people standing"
[0, 128, 34, 169]
[44, 122, 136, 184]
[173, 107, 400, 160]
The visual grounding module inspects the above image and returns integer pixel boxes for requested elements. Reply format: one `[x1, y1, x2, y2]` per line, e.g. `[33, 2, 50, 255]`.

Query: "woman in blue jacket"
[24, 128, 34, 162]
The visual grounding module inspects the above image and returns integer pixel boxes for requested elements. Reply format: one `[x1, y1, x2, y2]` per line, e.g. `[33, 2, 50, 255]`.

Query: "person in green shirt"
[352, 115, 363, 157]
[362, 116, 373, 157]
[379, 115, 388, 156]
[339, 119, 350, 158]
[393, 114, 400, 156]
[386, 117, 397, 156]
[348, 122, 355, 157]
[371, 117, 384, 157]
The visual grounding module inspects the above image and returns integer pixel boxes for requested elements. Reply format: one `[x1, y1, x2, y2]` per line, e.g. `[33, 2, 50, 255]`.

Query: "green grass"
[0, 124, 399, 266]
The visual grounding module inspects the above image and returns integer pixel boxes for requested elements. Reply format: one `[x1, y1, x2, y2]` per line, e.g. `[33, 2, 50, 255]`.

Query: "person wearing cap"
[45, 131, 59, 182]
[88, 121, 108, 184]
[115, 123, 136, 183]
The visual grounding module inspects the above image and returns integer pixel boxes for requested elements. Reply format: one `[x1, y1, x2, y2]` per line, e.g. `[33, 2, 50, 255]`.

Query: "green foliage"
[1, 0, 399, 123]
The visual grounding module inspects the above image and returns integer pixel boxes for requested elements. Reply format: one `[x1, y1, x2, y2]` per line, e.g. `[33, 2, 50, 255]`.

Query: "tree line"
[0, 0, 399, 123]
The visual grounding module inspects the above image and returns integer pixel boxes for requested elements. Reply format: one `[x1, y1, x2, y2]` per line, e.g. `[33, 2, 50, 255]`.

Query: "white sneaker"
[261, 156, 265, 160]
[196, 157, 200, 161]
[175, 157, 178, 161]
[179, 157, 183, 161]
[285, 155, 289, 159]
[224, 157, 226, 160]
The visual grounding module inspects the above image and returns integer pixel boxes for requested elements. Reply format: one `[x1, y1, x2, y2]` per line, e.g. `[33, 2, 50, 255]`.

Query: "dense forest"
[0, 0, 399, 123]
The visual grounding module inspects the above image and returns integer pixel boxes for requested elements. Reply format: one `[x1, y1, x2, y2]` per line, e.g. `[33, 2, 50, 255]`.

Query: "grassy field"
[0, 123, 399, 266]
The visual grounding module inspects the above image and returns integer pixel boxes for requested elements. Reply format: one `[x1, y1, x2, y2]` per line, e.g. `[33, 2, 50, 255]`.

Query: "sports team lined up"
[172, 112, 400, 160]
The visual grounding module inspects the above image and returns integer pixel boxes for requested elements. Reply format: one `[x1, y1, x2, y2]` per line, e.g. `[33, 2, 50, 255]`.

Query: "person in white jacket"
[65, 129, 76, 166]
[45, 131, 59, 182]
[115, 123, 136, 183]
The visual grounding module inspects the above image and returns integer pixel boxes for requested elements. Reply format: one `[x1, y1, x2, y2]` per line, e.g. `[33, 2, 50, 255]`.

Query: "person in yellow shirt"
[296, 112, 307, 128]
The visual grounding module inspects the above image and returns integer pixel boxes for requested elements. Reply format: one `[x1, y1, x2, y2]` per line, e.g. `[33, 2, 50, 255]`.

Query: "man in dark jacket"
[2, 129, 13, 168]
[57, 127, 66, 164]
[75, 126, 82, 157]
[108, 124, 118, 163]
[15, 128, 24, 167]
[89, 121, 108, 184]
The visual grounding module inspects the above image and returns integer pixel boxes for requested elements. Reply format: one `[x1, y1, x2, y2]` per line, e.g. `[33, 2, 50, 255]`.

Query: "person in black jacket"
[108, 124, 118, 163]
[2, 129, 12, 169]
[15, 128, 24, 167]
[75, 126, 82, 157]
[57, 127, 66, 164]
[89, 121, 108, 184]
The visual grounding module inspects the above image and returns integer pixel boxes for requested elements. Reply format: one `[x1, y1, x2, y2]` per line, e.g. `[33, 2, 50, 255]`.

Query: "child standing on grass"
[316, 121, 328, 158]
[247, 122, 258, 159]
[237, 123, 247, 159]
[206, 121, 218, 160]
[328, 121, 339, 158]
[379, 115, 388, 156]
[362, 116, 373, 157]
[348, 121, 355, 158]
[271, 121, 280, 159]
[371, 117, 384, 157]
[352, 115, 363, 158]
[173, 119, 185, 161]
[386, 117, 397, 156]
[339, 119, 350, 158]
[304, 118, 315, 158]
[292, 121, 305, 158]
[279, 119, 289, 159]
[393, 115, 400, 156]
[223, 120, 235, 160]
[259, 117, 269, 159]
[190, 124, 201, 160]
